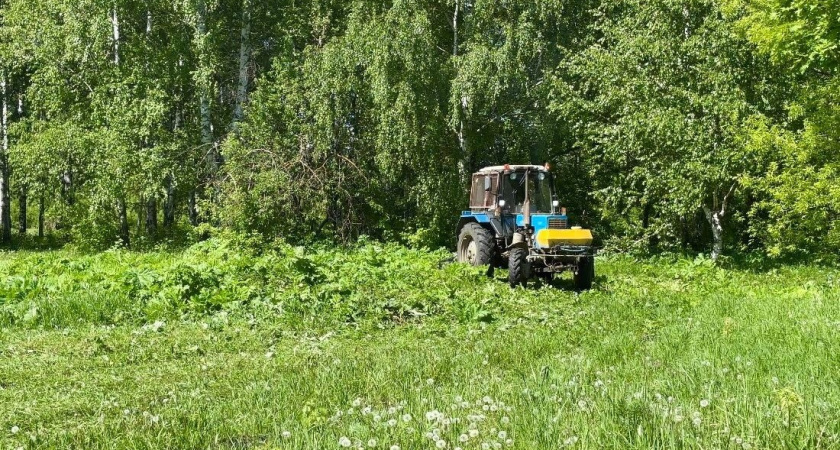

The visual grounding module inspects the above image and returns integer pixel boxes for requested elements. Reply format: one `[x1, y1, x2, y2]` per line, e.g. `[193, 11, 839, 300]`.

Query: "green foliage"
[0, 0, 838, 258]
[1, 245, 840, 448]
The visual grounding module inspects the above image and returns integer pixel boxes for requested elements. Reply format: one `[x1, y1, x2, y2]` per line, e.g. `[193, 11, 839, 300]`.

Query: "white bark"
[0, 76, 11, 243]
[111, 5, 120, 65]
[453, 0, 470, 185]
[703, 184, 735, 261]
[232, 0, 252, 126]
[704, 206, 723, 261]
[196, 0, 215, 172]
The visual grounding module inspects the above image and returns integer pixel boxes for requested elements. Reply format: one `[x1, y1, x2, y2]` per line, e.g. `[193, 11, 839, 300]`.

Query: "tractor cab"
[457, 164, 596, 289]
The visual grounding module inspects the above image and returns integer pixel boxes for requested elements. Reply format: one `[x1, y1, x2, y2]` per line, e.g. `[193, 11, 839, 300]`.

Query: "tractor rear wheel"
[457, 223, 495, 274]
[574, 256, 595, 291]
[508, 247, 528, 288]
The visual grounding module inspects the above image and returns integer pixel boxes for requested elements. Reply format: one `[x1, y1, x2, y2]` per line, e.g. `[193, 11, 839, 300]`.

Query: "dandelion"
[673, 414, 684, 423]
[282, 431, 291, 439]
[505, 439, 514, 446]
[436, 439, 447, 449]
[368, 438, 378, 447]
[123, 409, 131, 415]
[352, 398, 362, 407]
[469, 429, 479, 438]
[427, 378, 435, 385]
[387, 419, 397, 427]
[459, 434, 469, 443]
[700, 399, 710, 408]
[498, 431, 507, 439]
[373, 414, 382, 422]
[577, 400, 587, 410]
[693, 417, 702, 426]
[339, 437, 352, 447]
[563, 436, 579, 446]
[362, 406, 372, 416]
[390, 446, 400, 450]
[10, 426, 20, 434]
[483, 396, 492, 403]
[401, 414, 412, 422]
[501, 416, 510, 424]
[594, 380, 604, 388]
[481, 443, 491, 450]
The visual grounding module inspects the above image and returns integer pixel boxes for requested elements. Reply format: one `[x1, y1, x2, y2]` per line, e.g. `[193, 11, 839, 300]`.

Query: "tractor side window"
[470, 174, 498, 209]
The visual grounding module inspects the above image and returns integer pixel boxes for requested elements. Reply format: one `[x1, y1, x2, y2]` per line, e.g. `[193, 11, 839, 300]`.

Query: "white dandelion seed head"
[401, 414, 412, 422]
[362, 407, 372, 416]
[498, 431, 507, 439]
[368, 438, 378, 447]
[501, 416, 510, 424]
[281, 430, 291, 439]
[469, 429, 479, 438]
[10, 426, 20, 434]
[373, 414, 382, 422]
[436, 439, 447, 449]
[390, 446, 400, 450]
[339, 436, 352, 447]
[673, 414, 684, 423]
[427, 378, 435, 385]
[352, 398, 362, 407]
[481, 443, 490, 450]
[459, 434, 469, 442]
[489, 405, 498, 412]
[693, 417, 702, 426]
[506, 439, 514, 446]
[493, 442, 503, 449]
[483, 396, 492, 403]
[387, 419, 397, 427]
[700, 399, 710, 408]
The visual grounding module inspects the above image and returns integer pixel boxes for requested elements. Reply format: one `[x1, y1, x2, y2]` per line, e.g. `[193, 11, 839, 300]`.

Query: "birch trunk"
[196, 0, 216, 176]
[164, 173, 175, 227]
[145, 196, 157, 236]
[112, 4, 120, 65]
[704, 206, 724, 261]
[0, 76, 11, 244]
[453, 0, 470, 185]
[232, 0, 252, 127]
[18, 193, 26, 235]
[38, 196, 44, 238]
[118, 198, 130, 246]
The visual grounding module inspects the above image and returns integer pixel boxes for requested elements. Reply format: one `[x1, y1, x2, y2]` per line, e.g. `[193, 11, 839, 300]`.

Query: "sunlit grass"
[1, 244, 839, 448]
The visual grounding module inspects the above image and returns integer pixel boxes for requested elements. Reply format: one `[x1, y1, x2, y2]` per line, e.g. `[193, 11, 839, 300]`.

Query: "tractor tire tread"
[574, 256, 595, 291]
[458, 223, 495, 267]
[509, 247, 528, 288]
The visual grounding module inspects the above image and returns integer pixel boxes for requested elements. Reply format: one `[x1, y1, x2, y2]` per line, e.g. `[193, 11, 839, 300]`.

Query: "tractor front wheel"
[508, 247, 528, 288]
[574, 256, 595, 291]
[457, 223, 495, 275]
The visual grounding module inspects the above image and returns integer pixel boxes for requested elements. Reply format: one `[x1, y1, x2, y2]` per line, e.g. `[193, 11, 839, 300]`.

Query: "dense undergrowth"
[1, 234, 837, 331]
[2, 238, 840, 448]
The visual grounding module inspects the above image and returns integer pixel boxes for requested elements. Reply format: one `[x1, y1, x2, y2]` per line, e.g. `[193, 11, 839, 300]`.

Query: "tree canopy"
[0, 0, 836, 260]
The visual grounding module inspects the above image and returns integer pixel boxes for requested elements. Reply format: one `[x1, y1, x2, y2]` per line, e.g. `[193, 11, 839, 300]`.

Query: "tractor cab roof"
[476, 165, 548, 174]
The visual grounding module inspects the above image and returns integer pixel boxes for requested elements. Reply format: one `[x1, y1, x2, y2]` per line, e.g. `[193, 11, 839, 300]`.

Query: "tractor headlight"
[552, 200, 560, 207]
[499, 200, 506, 207]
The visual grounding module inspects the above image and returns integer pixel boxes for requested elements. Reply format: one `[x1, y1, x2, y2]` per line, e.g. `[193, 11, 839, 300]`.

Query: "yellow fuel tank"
[536, 228, 594, 247]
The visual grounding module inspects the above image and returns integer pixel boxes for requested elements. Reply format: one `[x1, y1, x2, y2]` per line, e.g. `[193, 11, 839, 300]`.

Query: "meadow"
[1, 237, 839, 449]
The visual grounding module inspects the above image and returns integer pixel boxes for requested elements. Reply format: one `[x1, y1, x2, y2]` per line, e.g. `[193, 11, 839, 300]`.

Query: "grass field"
[1, 238, 839, 449]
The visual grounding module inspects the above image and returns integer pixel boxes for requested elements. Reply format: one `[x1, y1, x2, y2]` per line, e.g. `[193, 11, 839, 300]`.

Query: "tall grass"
[1, 240, 838, 448]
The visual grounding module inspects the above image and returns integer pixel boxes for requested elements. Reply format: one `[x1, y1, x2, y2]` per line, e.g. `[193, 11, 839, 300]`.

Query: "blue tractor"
[456, 164, 595, 289]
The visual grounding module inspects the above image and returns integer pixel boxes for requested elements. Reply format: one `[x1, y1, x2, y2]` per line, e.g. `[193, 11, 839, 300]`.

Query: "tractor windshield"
[501, 170, 554, 214]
